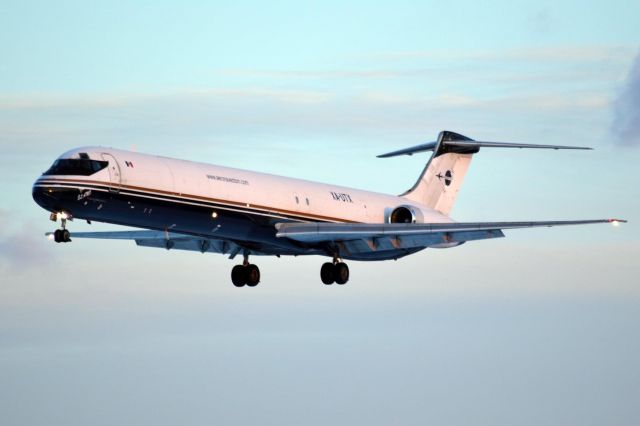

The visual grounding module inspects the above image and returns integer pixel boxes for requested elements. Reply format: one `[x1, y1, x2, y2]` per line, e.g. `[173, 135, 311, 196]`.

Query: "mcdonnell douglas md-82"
[33, 130, 626, 287]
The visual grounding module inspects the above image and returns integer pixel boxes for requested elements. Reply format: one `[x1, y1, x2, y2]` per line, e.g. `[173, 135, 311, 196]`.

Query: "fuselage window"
[295, 196, 299, 204]
[43, 159, 109, 176]
[306, 198, 309, 205]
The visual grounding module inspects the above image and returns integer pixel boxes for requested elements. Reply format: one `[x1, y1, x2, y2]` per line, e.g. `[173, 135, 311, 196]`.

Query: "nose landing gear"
[50, 212, 72, 243]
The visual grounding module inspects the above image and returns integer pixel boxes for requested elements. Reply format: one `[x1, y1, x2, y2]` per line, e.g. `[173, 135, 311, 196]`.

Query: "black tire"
[320, 262, 335, 285]
[231, 265, 246, 287]
[61, 229, 71, 242]
[334, 262, 349, 285]
[53, 229, 62, 243]
[245, 264, 260, 287]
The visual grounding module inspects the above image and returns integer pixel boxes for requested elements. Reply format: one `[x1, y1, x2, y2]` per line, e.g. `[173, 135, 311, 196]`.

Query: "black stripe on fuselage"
[33, 179, 418, 261]
[34, 179, 342, 224]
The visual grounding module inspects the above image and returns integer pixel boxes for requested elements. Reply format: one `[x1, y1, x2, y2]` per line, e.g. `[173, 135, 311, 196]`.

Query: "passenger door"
[101, 153, 122, 193]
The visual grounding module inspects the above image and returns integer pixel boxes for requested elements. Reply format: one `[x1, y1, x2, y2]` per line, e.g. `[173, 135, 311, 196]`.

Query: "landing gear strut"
[51, 212, 71, 243]
[320, 256, 350, 285]
[231, 254, 260, 287]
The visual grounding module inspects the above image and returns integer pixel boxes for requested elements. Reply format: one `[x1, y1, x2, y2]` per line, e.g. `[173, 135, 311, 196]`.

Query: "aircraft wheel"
[245, 264, 260, 287]
[231, 265, 246, 287]
[334, 262, 349, 285]
[53, 228, 71, 243]
[320, 262, 335, 285]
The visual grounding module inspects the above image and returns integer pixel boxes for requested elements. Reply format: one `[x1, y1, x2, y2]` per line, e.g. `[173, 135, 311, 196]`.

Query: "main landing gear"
[320, 257, 350, 285]
[51, 212, 71, 243]
[231, 254, 260, 287]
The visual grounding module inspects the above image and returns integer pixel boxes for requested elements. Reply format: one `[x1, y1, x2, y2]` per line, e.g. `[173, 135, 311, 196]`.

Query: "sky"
[1, 1, 639, 425]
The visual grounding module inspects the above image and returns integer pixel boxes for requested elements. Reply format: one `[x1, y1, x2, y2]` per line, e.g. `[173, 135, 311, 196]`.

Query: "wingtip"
[608, 218, 628, 228]
[561, 146, 593, 150]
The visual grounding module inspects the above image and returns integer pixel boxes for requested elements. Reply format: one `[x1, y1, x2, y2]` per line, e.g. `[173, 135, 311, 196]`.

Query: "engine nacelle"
[388, 205, 423, 224]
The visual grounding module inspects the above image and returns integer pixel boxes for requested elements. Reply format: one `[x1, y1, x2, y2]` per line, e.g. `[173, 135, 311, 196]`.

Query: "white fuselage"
[37, 146, 452, 225]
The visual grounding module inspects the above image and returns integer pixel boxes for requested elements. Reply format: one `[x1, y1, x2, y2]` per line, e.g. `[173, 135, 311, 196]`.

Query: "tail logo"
[436, 170, 453, 186]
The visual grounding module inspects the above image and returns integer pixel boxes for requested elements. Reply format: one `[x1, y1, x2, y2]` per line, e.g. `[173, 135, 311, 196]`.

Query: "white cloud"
[0, 218, 56, 270]
[612, 50, 640, 145]
[369, 45, 636, 63]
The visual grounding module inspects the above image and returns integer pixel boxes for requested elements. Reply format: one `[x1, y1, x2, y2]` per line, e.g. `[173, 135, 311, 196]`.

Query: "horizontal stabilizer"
[445, 140, 593, 150]
[377, 141, 438, 158]
[377, 140, 592, 158]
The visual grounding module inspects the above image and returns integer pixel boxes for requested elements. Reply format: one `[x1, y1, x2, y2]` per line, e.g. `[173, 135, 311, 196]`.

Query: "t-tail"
[377, 130, 592, 216]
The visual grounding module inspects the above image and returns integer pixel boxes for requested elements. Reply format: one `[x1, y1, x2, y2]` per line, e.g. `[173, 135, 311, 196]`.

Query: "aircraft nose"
[32, 179, 59, 212]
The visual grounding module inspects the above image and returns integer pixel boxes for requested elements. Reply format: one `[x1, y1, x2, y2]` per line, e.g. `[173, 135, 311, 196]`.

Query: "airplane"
[32, 130, 626, 287]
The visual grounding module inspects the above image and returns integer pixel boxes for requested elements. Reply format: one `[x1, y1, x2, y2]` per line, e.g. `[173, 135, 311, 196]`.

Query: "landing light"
[47, 233, 54, 240]
[211, 211, 218, 219]
[611, 220, 620, 227]
[58, 212, 69, 220]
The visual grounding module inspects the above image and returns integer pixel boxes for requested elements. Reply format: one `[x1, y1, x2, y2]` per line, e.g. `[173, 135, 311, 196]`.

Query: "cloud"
[0, 84, 616, 164]
[0, 210, 55, 270]
[612, 50, 640, 146]
[0, 89, 609, 143]
[368, 45, 635, 63]
[214, 67, 621, 86]
[0, 88, 333, 110]
[1, 44, 629, 159]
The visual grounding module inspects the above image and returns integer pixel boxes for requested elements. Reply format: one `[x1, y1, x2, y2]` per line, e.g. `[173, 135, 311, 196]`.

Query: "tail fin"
[378, 131, 592, 216]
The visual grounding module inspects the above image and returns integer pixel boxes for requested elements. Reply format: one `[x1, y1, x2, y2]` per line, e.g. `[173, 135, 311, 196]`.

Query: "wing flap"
[134, 237, 245, 255]
[340, 229, 505, 252]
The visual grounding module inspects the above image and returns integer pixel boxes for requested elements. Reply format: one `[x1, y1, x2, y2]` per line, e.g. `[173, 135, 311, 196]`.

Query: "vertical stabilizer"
[401, 131, 478, 215]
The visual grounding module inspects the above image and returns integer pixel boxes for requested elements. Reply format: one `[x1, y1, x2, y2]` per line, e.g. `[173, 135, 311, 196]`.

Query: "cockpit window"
[43, 158, 109, 176]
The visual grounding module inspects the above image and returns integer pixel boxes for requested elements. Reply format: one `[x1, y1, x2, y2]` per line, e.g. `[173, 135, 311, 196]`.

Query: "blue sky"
[1, 1, 639, 425]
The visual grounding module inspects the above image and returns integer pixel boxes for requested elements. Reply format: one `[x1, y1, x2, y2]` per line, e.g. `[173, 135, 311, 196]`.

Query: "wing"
[275, 219, 626, 253]
[46, 230, 258, 258]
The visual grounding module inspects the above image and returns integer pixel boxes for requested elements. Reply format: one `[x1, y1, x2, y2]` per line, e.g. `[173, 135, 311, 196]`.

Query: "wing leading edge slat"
[275, 219, 626, 246]
[46, 230, 265, 258]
